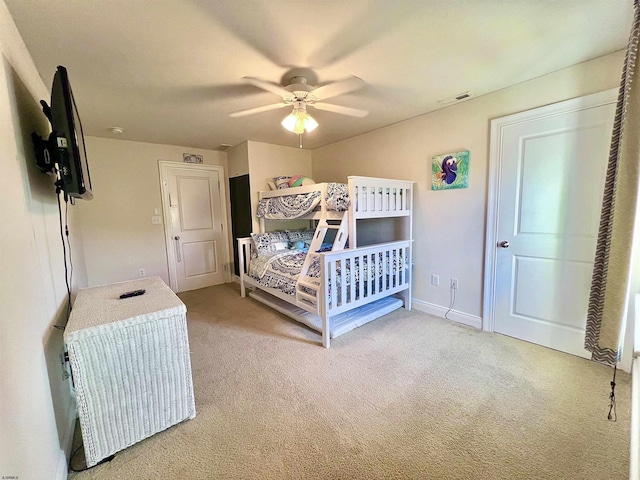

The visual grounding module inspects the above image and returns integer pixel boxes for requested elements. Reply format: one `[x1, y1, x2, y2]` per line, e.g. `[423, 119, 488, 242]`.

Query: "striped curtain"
[585, 0, 640, 366]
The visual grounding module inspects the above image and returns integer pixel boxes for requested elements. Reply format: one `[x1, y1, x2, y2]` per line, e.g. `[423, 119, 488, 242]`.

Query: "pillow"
[273, 176, 291, 189]
[288, 175, 315, 187]
[250, 231, 290, 255]
[286, 229, 316, 244]
[271, 241, 289, 251]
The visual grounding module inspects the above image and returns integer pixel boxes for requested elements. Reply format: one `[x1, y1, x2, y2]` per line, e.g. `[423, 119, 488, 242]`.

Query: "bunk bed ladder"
[295, 211, 349, 313]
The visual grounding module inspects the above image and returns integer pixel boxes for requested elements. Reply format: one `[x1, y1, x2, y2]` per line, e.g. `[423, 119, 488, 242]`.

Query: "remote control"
[119, 289, 146, 299]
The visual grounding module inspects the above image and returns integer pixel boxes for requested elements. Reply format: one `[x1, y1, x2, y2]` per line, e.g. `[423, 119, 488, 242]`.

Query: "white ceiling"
[5, 0, 633, 151]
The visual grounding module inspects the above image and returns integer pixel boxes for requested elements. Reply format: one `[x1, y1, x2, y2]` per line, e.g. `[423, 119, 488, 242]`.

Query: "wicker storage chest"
[64, 277, 196, 467]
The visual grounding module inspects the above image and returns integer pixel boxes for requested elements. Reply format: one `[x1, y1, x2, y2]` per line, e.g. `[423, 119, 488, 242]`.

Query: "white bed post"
[401, 184, 413, 310]
[403, 245, 412, 310]
[321, 183, 328, 217]
[238, 238, 251, 298]
[258, 190, 266, 233]
[347, 177, 357, 249]
[320, 255, 330, 348]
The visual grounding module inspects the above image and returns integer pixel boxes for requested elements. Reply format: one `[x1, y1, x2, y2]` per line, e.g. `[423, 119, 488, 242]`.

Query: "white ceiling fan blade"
[242, 77, 292, 97]
[312, 102, 369, 118]
[230, 102, 289, 117]
[310, 76, 365, 101]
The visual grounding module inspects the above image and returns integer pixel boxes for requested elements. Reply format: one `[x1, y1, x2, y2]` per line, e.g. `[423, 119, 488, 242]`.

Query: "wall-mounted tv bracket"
[31, 130, 56, 174]
[32, 99, 57, 174]
[32, 131, 72, 203]
[32, 99, 74, 203]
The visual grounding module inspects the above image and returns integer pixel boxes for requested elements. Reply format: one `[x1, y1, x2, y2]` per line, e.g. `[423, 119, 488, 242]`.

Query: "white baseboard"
[58, 395, 77, 477]
[62, 396, 77, 454]
[412, 298, 482, 329]
[55, 396, 77, 479]
[631, 356, 639, 480]
[55, 448, 68, 480]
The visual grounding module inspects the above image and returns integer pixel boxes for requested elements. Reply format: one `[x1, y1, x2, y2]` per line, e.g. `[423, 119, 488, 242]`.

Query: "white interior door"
[161, 163, 227, 293]
[487, 91, 616, 358]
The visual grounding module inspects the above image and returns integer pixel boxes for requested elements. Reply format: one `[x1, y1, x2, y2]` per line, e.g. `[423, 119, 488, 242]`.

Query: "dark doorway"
[229, 175, 252, 277]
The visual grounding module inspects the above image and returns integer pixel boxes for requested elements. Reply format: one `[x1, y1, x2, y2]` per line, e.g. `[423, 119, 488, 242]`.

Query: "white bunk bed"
[238, 176, 413, 348]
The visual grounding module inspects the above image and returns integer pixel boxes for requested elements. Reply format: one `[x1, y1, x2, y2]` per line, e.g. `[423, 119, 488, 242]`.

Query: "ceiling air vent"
[437, 92, 473, 106]
[215, 144, 233, 152]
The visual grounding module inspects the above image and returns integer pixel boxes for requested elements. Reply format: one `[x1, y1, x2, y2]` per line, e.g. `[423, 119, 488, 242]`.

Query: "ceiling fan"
[229, 75, 369, 135]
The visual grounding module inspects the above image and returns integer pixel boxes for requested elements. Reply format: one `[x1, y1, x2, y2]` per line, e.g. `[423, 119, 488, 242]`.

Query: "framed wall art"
[183, 153, 203, 164]
[431, 150, 469, 190]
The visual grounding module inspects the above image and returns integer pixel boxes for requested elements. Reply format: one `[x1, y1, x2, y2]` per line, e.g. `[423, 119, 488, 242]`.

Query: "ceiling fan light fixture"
[281, 113, 298, 132]
[304, 115, 318, 132]
[234, 75, 368, 142]
[281, 101, 318, 134]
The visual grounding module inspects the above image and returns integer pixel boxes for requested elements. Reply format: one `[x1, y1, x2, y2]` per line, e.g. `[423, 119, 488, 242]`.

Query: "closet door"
[487, 91, 615, 357]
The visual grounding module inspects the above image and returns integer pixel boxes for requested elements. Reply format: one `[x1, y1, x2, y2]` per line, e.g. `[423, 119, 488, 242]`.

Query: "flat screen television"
[33, 65, 93, 200]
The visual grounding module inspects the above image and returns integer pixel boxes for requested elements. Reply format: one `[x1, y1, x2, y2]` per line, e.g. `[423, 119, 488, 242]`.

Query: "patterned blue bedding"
[248, 249, 307, 295]
[257, 183, 350, 220]
[248, 248, 406, 300]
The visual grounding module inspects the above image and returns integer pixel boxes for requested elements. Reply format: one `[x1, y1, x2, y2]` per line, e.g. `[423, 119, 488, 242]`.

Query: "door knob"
[499, 241, 510, 248]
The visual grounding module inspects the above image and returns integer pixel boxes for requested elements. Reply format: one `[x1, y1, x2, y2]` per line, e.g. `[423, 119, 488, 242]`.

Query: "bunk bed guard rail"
[347, 177, 413, 252]
[348, 176, 413, 219]
[238, 238, 412, 317]
[317, 240, 412, 318]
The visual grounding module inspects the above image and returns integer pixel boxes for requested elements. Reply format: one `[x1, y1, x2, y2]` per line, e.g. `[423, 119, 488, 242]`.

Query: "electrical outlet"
[151, 215, 162, 224]
[431, 274, 440, 286]
[139, 268, 146, 277]
[451, 278, 458, 289]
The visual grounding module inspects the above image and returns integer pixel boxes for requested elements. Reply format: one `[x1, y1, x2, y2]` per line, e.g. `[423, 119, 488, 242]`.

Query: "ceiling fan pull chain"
[299, 134, 303, 149]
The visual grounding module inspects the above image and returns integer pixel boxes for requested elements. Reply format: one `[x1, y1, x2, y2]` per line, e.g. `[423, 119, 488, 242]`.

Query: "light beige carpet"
[70, 283, 631, 479]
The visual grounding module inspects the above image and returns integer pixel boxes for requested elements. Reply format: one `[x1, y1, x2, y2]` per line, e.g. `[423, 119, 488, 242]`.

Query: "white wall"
[79, 137, 229, 287]
[312, 51, 626, 322]
[228, 141, 249, 178]
[246, 140, 312, 232]
[0, 1, 88, 477]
